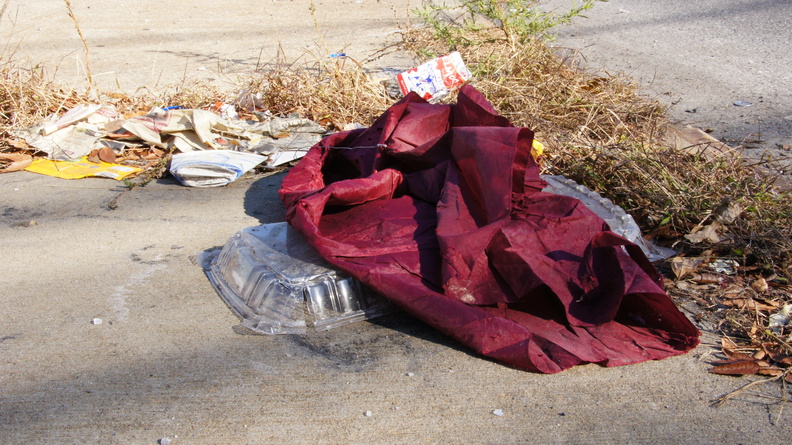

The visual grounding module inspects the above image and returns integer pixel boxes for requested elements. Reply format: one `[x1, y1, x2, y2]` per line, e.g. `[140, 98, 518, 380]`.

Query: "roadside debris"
[768, 304, 791, 335]
[204, 172, 674, 334]
[26, 157, 141, 181]
[542, 175, 674, 261]
[8, 102, 327, 185]
[202, 222, 393, 334]
[169, 150, 266, 188]
[280, 85, 700, 373]
[710, 336, 792, 408]
[0, 153, 33, 173]
[397, 52, 471, 102]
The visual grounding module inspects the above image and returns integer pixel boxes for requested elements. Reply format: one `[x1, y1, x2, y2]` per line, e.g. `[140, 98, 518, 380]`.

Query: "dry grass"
[0, 64, 90, 133]
[236, 52, 395, 130]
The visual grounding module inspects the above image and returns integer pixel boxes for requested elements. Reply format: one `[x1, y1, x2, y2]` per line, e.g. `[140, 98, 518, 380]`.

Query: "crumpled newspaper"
[14, 104, 120, 160]
[15, 104, 327, 169]
[169, 150, 266, 187]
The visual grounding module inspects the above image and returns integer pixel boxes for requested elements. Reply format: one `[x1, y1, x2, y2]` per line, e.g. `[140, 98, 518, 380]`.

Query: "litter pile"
[6, 102, 327, 185]
[279, 85, 701, 373]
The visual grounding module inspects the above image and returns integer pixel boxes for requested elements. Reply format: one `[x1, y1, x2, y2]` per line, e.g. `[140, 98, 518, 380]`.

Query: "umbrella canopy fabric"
[280, 85, 700, 373]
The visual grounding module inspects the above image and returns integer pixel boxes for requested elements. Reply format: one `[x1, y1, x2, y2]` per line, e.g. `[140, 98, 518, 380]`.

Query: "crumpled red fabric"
[280, 85, 700, 373]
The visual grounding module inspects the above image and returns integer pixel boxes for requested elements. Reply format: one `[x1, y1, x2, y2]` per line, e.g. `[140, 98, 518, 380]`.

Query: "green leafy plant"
[414, 0, 605, 48]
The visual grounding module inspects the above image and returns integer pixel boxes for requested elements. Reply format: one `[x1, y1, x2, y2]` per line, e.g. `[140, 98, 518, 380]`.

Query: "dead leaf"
[720, 283, 747, 299]
[723, 349, 759, 362]
[721, 298, 777, 312]
[762, 345, 792, 366]
[98, 146, 116, 163]
[753, 296, 780, 308]
[0, 153, 33, 173]
[757, 366, 784, 377]
[722, 337, 738, 350]
[711, 361, 761, 375]
[670, 256, 705, 280]
[785, 373, 792, 384]
[713, 199, 742, 224]
[690, 273, 722, 284]
[7, 139, 31, 150]
[685, 220, 724, 244]
[751, 277, 769, 293]
[87, 149, 101, 164]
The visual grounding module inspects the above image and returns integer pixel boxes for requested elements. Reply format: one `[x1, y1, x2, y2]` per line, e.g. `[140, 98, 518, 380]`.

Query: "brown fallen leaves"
[711, 337, 792, 381]
[710, 337, 792, 411]
[667, 250, 792, 407]
[0, 152, 33, 173]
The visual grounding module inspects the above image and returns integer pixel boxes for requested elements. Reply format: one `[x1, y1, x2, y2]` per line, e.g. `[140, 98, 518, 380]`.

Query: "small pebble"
[364, 410, 373, 417]
[159, 439, 172, 445]
[733, 100, 753, 107]
[91, 318, 102, 325]
[492, 409, 504, 417]
[406, 372, 414, 377]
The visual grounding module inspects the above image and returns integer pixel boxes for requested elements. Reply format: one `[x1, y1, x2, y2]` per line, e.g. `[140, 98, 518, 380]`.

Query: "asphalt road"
[547, 0, 792, 174]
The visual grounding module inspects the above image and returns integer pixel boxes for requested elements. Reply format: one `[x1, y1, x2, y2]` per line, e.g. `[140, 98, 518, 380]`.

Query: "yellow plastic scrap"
[531, 139, 544, 160]
[25, 157, 141, 181]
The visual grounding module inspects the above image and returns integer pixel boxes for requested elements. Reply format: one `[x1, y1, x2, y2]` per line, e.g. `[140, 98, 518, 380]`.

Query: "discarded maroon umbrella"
[280, 85, 700, 373]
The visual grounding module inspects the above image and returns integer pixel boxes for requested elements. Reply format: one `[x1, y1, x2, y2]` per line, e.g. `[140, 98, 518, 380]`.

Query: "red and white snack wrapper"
[397, 52, 472, 101]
